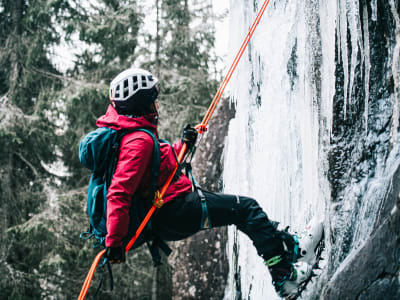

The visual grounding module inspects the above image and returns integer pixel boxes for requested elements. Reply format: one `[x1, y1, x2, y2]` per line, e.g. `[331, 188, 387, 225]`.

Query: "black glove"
[105, 247, 126, 264]
[181, 124, 198, 149]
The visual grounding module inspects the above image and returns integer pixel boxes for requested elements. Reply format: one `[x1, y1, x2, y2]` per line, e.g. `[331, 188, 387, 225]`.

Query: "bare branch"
[15, 152, 39, 178]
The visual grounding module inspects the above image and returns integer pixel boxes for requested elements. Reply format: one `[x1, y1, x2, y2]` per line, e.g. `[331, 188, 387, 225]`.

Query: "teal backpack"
[79, 126, 171, 265]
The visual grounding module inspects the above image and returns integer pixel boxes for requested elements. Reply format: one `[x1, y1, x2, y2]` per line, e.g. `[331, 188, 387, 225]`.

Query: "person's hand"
[105, 247, 126, 264]
[181, 124, 198, 149]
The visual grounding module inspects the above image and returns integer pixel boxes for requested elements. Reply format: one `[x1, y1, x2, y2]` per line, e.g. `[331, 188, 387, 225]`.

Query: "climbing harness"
[185, 162, 211, 229]
[78, 0, 272, 298]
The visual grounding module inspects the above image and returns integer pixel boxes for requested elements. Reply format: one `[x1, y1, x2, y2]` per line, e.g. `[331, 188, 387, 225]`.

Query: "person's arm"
[105, 132, 153, 248]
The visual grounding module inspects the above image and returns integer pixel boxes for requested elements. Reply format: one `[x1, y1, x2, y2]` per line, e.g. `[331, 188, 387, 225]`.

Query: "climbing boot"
[281, 261, 313, 298]
[264, 230, 302, 298]
[296, 219, 324, 265]
[264, 220, 325, 299]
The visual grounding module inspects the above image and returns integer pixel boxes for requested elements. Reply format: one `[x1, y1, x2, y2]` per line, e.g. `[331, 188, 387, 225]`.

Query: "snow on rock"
[223, 0, 400, 299]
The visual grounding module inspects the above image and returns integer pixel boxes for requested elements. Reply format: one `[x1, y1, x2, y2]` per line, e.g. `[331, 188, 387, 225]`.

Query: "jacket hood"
[96, 105, 158, 132]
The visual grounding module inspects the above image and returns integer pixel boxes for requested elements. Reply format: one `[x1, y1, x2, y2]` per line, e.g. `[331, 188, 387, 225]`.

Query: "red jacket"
[96, 105, 193, 247]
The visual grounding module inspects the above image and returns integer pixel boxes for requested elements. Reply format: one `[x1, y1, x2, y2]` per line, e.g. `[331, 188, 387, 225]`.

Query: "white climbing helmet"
[109, 67, 158, 102]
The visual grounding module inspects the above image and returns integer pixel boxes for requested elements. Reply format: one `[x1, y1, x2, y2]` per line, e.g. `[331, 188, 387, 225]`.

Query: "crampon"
[284, 234, 325, 300]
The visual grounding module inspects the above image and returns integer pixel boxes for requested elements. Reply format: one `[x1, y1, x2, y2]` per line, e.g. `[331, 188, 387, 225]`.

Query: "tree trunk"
[1, 152, 13, 259]
[183, 0, 189, 41]
[155, 0, 161, 77]
[9, 0, 24, 98]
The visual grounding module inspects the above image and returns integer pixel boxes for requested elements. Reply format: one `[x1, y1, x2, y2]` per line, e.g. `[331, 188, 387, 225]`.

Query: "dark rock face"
[329, 0, 396, 206]
[223, 0, 399, 298]
[323, 164, 400, 300]
[322, 0, 400, 298]
[323, 189, 400, 299]
[169, 99, 235, 299]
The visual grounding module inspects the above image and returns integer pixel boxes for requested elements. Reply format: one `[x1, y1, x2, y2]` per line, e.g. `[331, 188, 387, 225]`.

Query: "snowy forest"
[1, 0, 400, 299]
[0, 0, 224, 299]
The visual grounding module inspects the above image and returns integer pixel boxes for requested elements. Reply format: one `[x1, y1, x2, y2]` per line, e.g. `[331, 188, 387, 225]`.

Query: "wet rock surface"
[169, 99, 235, 299]
[224, 0, 400, 299]
[323, 1, 400, 298]
[323, 192, 400, 299]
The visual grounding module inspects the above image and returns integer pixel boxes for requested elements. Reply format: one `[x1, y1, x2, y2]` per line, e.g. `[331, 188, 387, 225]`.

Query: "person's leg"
[153, 190, 322, 298]
[153, 190, 289, 259]
[151, 191, 203, 241]
[152, 190, 302, 296]
[203, 191, 283, 258]
[203, 191, 323, 298]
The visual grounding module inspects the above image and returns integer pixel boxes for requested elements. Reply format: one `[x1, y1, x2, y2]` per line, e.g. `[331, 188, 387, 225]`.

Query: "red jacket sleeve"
[173, 139, 184, 156]
[105, 132, 153, 247]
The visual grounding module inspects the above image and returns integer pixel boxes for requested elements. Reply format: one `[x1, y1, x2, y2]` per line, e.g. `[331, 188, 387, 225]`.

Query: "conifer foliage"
[0, 0, 63, 224]
[147, 0, 218, 140]
[59, 0, 143, 187]
[0, 0, 219, 298]
[0, 0, 67, 297]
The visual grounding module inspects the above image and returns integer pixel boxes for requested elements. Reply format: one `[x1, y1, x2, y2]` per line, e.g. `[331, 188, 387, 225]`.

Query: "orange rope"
[198, 0, 271, 132]
[77, 0, 271, 297]
[125, 144, 188, 252]
[78, 249, 106, 300]
[77, 145, 188, 300]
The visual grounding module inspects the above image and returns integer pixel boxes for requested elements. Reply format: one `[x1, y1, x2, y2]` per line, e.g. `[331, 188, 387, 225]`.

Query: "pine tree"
[59, 0, 143, 186]
[142, 0, 218, 141]
[0, 0, 219, 298]
[0, 0, 65, 234]
[0, 0, 68, 297]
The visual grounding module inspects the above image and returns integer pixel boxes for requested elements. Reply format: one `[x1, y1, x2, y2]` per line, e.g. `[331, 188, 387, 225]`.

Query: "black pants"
[152, 190, 280, 258]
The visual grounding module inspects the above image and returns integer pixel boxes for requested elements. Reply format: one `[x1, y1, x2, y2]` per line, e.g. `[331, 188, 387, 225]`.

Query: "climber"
[98, 67, 324, 298]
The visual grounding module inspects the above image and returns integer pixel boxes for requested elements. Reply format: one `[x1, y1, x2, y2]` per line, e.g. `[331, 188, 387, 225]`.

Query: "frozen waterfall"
[222, 0, 400, 299]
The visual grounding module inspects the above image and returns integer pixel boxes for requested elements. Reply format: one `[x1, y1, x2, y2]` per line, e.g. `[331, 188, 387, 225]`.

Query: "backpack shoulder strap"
[117, 129, 171, 265]
[129, 129, 171, 266]
[132, 129, 160, 200]
[107, 128, 160, 190]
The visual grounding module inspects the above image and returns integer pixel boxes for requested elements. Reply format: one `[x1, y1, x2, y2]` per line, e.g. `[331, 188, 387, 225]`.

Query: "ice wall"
[223, 0, 400, 299]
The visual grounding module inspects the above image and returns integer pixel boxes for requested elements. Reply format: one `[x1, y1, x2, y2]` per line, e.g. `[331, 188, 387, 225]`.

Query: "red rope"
[77, 0, 271, 297]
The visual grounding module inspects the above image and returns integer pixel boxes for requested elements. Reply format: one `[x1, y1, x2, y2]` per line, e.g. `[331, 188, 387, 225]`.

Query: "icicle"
[371, 0, 378, 22]
[319, 0, 337, 138]
[389, 0, 400, 143]
[338, 0, 349, 119]
[224, 0, 328, 298]
[362, 4, 371, 132]
[347, 0, 362, 110]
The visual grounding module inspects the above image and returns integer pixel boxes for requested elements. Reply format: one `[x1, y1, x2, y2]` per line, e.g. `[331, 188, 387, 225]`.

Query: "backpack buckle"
[153, 190, 164, 208]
